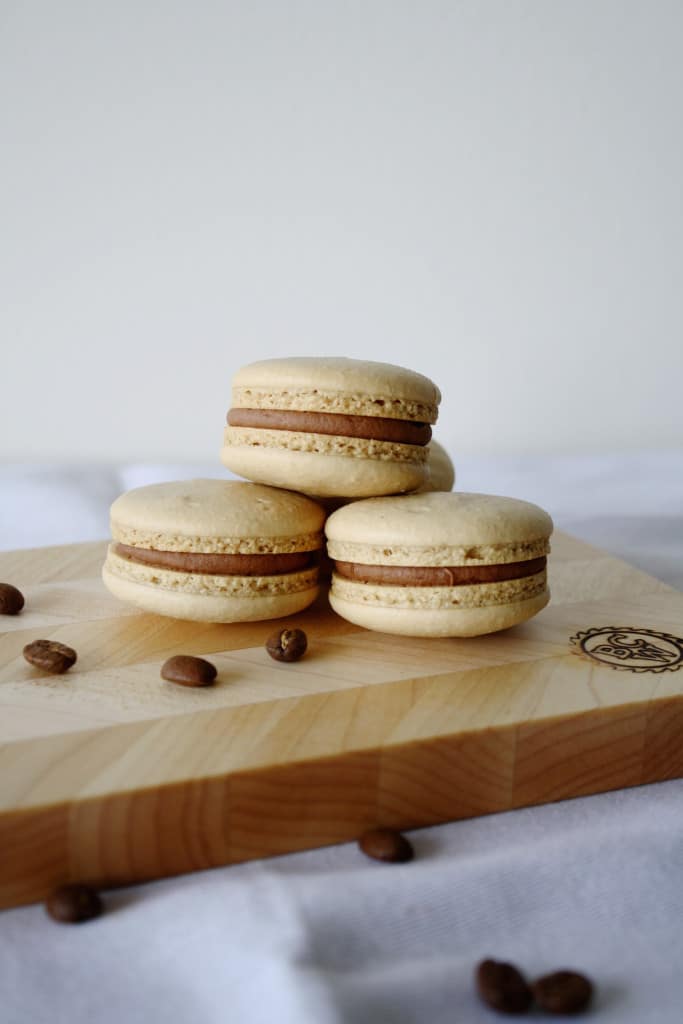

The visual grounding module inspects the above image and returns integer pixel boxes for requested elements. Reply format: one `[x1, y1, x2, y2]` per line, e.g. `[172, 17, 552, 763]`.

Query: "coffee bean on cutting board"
[265, 627, 308, 663]
[23, 639, 77, 674]
[160, 655, 217, 687]
[0, 583, 24, 615]
[475, 958, 533, 1014]
[45, 884, 103, 924]
[532, 970, 593, 1015]
[358, 828, 414, 864]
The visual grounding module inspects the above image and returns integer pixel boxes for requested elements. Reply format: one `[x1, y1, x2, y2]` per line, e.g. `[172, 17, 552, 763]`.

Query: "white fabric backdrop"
[1, 453, 682, 1022]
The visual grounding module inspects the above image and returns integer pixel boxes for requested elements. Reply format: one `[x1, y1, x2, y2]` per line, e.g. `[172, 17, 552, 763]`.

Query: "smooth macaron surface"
[314, 437, 456, 516]
[222, 357, 441, 498]
[103, 479, 325, 622]
[417, 439, 455, 493]
[325, 491, 553, 637]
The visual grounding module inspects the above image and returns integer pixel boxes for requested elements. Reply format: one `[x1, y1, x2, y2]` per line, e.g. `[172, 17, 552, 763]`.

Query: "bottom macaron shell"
[103, 565, 319, 622]
[220, 445, 427, 498]
[102, 542, 320, 623]
[328, 588, 549, 637]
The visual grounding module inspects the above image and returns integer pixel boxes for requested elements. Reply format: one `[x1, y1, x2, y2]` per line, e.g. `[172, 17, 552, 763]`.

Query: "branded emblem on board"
[570, 627, 683, 673]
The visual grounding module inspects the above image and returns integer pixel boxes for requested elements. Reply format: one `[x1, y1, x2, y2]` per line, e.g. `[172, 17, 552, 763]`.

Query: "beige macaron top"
[231, 357, 441, 423]
[111, 479, 326, 554]
[325, 491, 553, 566]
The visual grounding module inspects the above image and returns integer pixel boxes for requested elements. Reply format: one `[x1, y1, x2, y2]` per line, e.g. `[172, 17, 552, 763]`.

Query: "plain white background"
[1, 0, 682, 462]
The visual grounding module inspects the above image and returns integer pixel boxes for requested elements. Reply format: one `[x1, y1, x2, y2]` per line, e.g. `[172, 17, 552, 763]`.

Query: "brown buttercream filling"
[114, 544, 316, 576]
[333, 556, 547, 586]
[227, 408, 432, 446]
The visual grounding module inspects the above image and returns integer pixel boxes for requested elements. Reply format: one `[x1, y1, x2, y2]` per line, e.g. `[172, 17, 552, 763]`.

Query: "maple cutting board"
[1, 533, 683, 910]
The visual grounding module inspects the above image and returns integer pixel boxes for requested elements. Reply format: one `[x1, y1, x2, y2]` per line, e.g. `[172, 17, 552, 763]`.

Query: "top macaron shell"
[325, 491, 552, 564]
[103, 479, 326, 623]
[326, 492, 553, 637]
[109, 479, 325, 552]
[222, 357, 441, 498]
[230, 357, 441, 419]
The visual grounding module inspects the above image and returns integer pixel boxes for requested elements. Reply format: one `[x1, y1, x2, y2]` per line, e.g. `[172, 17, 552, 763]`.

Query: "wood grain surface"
[1, 534, 682, 909]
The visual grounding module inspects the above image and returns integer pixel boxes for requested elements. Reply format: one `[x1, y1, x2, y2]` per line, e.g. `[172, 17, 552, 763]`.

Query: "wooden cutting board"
[2, 533, 682, 909]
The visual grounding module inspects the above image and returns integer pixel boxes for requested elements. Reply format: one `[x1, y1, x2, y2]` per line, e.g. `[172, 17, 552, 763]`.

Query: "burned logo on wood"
[570, 626, 683, 673]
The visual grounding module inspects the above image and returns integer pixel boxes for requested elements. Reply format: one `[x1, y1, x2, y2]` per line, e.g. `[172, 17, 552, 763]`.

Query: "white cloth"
[1, 453, 683, 1023]
[3, 784, 683, 1023]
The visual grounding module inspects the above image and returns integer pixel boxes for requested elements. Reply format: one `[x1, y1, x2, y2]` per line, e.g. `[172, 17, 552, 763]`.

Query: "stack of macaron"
[103, 357, 553, 636]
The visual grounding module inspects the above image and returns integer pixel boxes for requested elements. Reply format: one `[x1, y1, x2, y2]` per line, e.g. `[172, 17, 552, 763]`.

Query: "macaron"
[325, 492, 553, 637]
[418, 439, 455, 493]
[315, 438, 456, 516]
[221, 357, 441, 498]
[102, 479, 325, 622]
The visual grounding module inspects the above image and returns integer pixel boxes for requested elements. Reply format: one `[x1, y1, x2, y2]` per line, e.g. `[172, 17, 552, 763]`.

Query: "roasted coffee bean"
[266, 627, 308, 663]
[161, 655, 217, 687]
[476, 959, 533, 1015]
[358, 828, 414, 864]
[532, 970, 593, 1015]
[23, 639, 77, 674]
[0, 583, 24, 615]
[45, 884, 103, 924]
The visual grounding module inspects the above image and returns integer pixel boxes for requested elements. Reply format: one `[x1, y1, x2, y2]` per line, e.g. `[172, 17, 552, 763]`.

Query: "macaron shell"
[325, 492, 553, 564]
[111, 479, 325, 553]
[221, 439, 427, 498]
[231, 357, 441, 421]
[102, 561, 319, 623]
[329, 588, 549, 638]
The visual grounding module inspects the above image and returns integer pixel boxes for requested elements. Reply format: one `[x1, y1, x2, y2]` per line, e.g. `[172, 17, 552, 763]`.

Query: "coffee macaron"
[222, 357, 441, 498]
[102, 479, 325, 622]
[418, 439, 455, 493]
[326, 492, 553, 637]
[315, 439, 456, 518]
